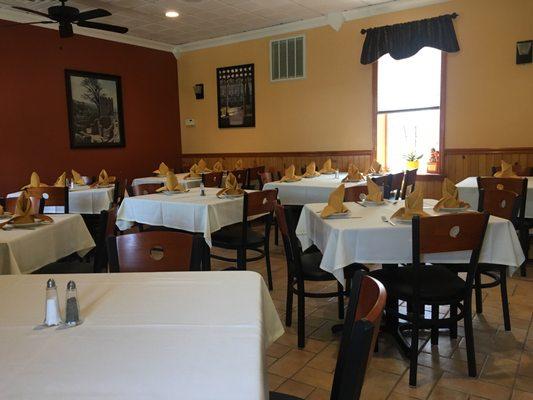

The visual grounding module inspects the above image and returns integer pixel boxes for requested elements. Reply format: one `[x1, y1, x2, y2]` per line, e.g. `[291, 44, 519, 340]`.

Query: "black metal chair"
[211, 190, 278, 290]
[26, 186, 69, 213]
[400, 169, 418, 199]
[270, 271, 386, 400]
[275, 204, 369, 348]
[93, 206, 118, 273]
[370, 212, 489, 386]
[371, 174, 391, 199]
[389, 171, 405, 200]
[245, 166, 265, 189]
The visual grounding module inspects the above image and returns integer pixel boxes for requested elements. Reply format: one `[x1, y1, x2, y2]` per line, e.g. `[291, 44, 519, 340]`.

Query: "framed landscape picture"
[65, 70, 125, 148]
[217, 64, 255, 128]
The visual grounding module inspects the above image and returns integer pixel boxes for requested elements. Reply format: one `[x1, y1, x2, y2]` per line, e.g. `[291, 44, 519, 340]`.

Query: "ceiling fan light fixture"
[59, 22, 73, 38]
[165, 10, 179, 18]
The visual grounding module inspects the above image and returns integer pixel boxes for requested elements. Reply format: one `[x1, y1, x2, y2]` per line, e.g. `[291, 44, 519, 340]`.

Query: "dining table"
[8, 185, 115, 215]
[0, 271, 284, 399]
[296, 198, 525, 282]
[131, 172, 202, 189]
[456, 176, 533, 218]
[0, 214, 95, 274]
[263, 172, 367, 205]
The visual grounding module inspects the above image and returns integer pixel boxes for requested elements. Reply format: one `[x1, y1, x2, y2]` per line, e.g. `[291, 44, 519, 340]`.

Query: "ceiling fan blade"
[12, 6, 52, 19]
[76, 20, 128, 34]
[76, 9, 112, 22]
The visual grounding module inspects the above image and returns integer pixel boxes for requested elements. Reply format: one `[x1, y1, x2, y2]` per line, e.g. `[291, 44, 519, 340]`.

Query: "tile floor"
[210, 243, 533, 400]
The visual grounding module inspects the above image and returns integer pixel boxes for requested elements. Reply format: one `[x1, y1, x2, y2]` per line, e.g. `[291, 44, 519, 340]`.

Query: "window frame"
[372, 52, 447, 174]
[269, 34, 306, 83]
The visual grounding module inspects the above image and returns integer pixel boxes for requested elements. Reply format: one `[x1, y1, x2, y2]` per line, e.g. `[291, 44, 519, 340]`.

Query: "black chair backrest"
[132, 183, 163, 196]
[401, 169, 418, 199]
[331, 271, 387, 400]
[343, 185, 368, 202]
[106, 231, 202, 273]
[1, 196, 45, 215]
[202, 172, 224, 188]
[246, 166, 265, 189]
[240, 190, 278, 243]
[389, 172, 405, 200]
[477, 177, 528, 219]
[258, 172, 273, 189]
[231, 169, 248, 187]
[371, 175, 391, 199]
[26, 186, 69, 213]
[113, 179, 127, 204]
[93, 206, 118, 273]
[478, 189, 521, 226]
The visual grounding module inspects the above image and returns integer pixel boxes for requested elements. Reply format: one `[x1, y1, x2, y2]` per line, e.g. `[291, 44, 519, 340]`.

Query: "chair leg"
[463, 299, 477, 377]
[236, 247, 246, 270]
[475, 271, 483, 314]
[264, 242, 274, 291]
[274, 222, 279, 246]
[449, 304, 458, 339]
[500, 269, 511, 331]
[431, 305, 439, 346]
[337, 281, 345, 320]
[408, 311, 420, 387]
[297, 281, 306, 348]
[285, 276, 293, 327]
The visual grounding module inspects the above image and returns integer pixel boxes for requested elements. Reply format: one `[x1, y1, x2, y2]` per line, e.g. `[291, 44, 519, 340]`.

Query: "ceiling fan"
[10, 0, 128, 38]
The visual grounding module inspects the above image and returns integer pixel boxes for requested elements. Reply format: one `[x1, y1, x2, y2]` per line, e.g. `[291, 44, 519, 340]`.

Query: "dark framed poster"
[65, 70, 126, 148]
[216, 63, 255, 128]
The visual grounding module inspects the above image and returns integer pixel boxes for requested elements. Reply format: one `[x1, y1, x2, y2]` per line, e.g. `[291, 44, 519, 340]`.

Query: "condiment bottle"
[44, 279, 62, 326]
[65, 281, 80, 326]
[200, 182, 206, 196]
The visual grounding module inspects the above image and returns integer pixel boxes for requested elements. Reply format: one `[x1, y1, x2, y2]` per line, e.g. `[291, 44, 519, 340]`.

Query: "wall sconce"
[516, 40, 532, 64]
[194, 84, 204, 100]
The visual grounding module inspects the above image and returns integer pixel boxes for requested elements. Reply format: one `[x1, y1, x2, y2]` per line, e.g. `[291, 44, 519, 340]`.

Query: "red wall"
[0, 21, 181, 194]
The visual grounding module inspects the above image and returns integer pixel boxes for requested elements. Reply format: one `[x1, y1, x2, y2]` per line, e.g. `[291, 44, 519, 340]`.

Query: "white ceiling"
[0, 0, 398, 46]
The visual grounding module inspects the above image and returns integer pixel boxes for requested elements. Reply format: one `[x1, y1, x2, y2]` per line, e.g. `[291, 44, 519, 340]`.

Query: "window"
[270, 36, 305, 81]
[375, 47, 444, 173]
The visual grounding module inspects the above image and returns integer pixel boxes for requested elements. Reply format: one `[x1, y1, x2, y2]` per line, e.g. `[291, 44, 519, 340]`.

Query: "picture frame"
[217, 63, 255, 128]
[65, 69, 126, 148]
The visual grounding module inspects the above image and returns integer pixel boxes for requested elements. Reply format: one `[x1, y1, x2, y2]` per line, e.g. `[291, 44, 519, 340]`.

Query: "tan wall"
[177, 0, 533, 155]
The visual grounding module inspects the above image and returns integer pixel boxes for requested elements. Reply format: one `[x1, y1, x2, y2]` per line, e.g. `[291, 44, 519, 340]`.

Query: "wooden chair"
[211, 190, 278, 290]
[26, 186, 69, 213]
[113, 179, 128, 204]
[131, 183, 162, 196]
[478, 176, 529, 276]
[246, 166, 265, 189]
[93, 206, 118, 273]
[400, 169, 418, 199]
[370, 212, 489, 386]
[275, 204, 369, 348]
[231, 169, 248, 187]
[389, 172, 405, 200]
[371, 175, 391, 199]
[106, 231, 202, 273]
[1, 196, 45, 215]
[343, 185, 368, 202]
[258, 172, 273, 189]
[202, 172, 223, 188]
[270, 271, 386, 400]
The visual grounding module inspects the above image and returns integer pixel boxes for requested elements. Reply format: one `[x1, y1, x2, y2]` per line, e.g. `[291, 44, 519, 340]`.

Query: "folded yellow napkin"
[197, 159, 212, 173]
[391, 187, 429, 220]
[319, 159, 336, 174]
[54, 172, 66, 187]
[217, 172, 244, 196]
[5, 192, 51, 225]
[367, 160, 382, 174]
[71, 170, 85, 185]
[321, 184, 348, 218]
[433, 178, 469, 211]
[0, 204, 4, 215]
[97, 169, 116, 186]
[186, 164, 202, 179]
[153, 162, 170, 176]
[280, 165, 302, 182]
[156, 172, 186, 192]
[234, 159, 243, 170]
[366, 177, 384, 202]
[303, 162, 320, 178]
[494, 160, 518, 178]
[212, 161, 224, 172]
[343, 164, 364, 182]
[21, 172, 48, 189]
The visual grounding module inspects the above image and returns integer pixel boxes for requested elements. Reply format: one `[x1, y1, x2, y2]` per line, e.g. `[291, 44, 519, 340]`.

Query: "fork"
[381, 215, 396, 226]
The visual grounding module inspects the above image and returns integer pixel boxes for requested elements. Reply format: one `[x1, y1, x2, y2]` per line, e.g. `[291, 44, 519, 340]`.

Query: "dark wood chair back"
[202, 172, 224, 188]
[106, 231, 202, 273]
[26, 186, 69, 213]
[231, 169, 248, 187]
[389, 172, 405, 200]
[132, 183, 162, 196]
[246, 166, 265, 189]
[1, 196, 44, 215]
[113, 179, 127, 204]
[93, 206, 118, 273]
[400, 169, 418, 199]
[343, 185, 369, 202]
[371, 175, 391, 199]
[245, 189, 278, 218]
[258, 172, 273, 189]
[478, 189, 520, 224]
[331, 271, 386, 400]
[477, 177, 528, 218]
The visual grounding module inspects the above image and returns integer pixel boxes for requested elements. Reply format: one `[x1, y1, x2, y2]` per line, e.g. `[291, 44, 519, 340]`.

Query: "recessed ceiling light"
[165, 11, 179, 18]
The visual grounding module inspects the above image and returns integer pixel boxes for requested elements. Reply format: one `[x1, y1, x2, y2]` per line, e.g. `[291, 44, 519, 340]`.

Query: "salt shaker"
[335, 169, 339, 179]
[44, 279, 62, 326]
[65, 281, 80, 326]
[200, 182, 206, 196]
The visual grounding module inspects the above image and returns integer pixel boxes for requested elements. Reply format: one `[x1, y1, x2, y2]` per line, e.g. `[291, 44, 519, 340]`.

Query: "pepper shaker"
[200, 182, 206, 196]
[44, 279, 62, 326]
[65, 281, 80, 326]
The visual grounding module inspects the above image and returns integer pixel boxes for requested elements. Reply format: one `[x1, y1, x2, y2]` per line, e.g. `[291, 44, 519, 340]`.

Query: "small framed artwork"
[217, 63, 255, 128]
[65, 70, 126, 148]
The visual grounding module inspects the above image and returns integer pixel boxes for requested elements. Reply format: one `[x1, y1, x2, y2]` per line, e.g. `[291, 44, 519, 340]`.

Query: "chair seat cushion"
[300, 251, 336, 281]
[370, 265, 467, 301]
[211, 224, 265, 247]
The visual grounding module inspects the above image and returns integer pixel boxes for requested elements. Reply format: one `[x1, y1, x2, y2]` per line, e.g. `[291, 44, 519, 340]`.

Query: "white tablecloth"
[263, 173, 366, 205]
[0, 214, 95, 274]
[296, 199, 525, 282]
[116, 187, 248, 246]
[132, 173, 202, 189]
[0, 271, 284, 399]
[8, 186, 114, 215]
[456, 176, 533, 218]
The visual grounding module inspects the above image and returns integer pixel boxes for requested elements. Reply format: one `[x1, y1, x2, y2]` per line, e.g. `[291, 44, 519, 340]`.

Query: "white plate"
[280, 179, 302, 183]
[303, 175, 320, 179]
[362, 200, 385, 206]
[320, 171, 336, 175]
[70, 185, 90, 191]
[324, 210, 351, 219]
[437, 206, 470, 213]
[5, 220, 52, 229]
[0, 213, 13, 220]
[162, 190, 190, 195]
[218, 193, 244, 199]
[390, 217, 412, 224]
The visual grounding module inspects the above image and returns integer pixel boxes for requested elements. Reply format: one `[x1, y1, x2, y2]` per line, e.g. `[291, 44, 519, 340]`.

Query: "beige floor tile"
[393, 365, 442, 399]
[268, 373, 286, 391]
[512, 390, 533, 400]
[479, 356, 519, 387]
[305, 388, 330, 400]
[292, 366, 333, 391]
[306, 342, 339, 373]
[268, 349, 315, 378]
[436, 372, 512, 400]
[519, 352, 533, 377]
[360, 368, 402, 400]
[268, 342, 292, 358]
[275, 379, 315, 399]
[427, 386, 469, 400]
[515, 375, 533, 392]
